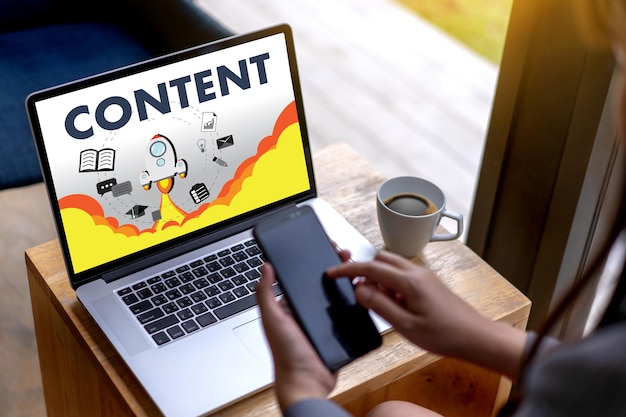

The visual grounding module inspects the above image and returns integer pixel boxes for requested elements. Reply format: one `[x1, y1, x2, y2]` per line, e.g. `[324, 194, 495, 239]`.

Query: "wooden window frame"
[466, 0, 617, 335]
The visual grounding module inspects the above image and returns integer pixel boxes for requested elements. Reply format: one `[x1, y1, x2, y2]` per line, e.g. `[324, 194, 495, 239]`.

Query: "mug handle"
[430, 209, 463, 242]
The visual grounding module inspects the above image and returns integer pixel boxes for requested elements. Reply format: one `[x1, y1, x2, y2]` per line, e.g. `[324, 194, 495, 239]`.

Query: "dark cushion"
[0, 23, 154, 189]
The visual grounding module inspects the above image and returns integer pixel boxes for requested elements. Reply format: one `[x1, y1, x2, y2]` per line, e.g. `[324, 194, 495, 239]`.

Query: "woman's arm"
[327, 250, 528, 380]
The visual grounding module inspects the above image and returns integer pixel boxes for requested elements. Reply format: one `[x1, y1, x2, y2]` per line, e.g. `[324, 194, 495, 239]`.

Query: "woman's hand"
[256, 263, 337, 411]
[326, 250, 527, 379]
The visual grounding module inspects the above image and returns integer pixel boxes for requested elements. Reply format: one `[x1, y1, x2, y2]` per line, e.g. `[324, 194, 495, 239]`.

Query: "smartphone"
[253, 205, 382, 372]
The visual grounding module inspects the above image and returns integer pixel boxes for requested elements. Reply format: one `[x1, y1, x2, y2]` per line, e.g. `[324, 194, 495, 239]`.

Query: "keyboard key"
[232, 251, 248, 262]
[176, 265, 190, 273]
[130, 300, 153, 315]
[138, 307, 165, 324]
[118, 287, 132, 296]
[203, 254, 218, 262]
[151, 283, 167, 294]
[245, 269, 261, 281]
[137, 288, 153, 299]
[162, 302, 179, 314]
[214, 293, 257, 320]
[179, 271, 195, 282]
[190, 260, 204, 268]
[177, 296, 193, 308]
[206, 297, 222, 309]
[147, 276, 161, 284]
[151, 294, 167, 306]
[245, 239, 257, 247]
[165, 277, 181, 288]
[218, 292, 236, 304]
[220, 267, 236, 279]
[205, 261, 221, 273]
[162, 270, 176, 279]
[246, 282, 258, 293]
[218, 281, 234, 292]
[245, 246, 261, 257]
[165, 289, 182, 300]
[247, 257, 263, 268]
[145, 315, 179, 334]
[152, 331, 170, 345]
[122, 293, 139, 305]
[207, 273, 222, 284]
[197, 312, 217, 327]
[167, 325, 185, 339]
[182, 319, 199, 333]
[217, 249, 231, 257]
[191, 303, 208, 315]
[232, 275, 247, 287]
[193, 266, 209, 277]
[219, 256, 235, 267]
[177, 308, 194, 320]
[205, 286, 220, 297]
[231, 244, 245, 251]
[180, 283, 195, 294]
[193, 277, 209, 289]
[132, 282, 147, 290]
[190, 291, 207, 303]
[233, 262, 250, 274]
[233, 286, 249, 298]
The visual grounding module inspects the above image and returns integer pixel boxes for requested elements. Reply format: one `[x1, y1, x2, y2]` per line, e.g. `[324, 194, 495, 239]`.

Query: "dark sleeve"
[523, 331, 560, 359]
[515, 323, 626, 416]
[284, 398, 353, 417]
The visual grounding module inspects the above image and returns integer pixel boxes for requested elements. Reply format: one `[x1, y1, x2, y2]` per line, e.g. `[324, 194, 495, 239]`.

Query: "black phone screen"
[253, 205, 382, 372]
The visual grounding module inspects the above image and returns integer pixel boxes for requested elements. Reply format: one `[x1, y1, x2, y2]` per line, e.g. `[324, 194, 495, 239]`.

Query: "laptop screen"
[28, 25, 315, 282]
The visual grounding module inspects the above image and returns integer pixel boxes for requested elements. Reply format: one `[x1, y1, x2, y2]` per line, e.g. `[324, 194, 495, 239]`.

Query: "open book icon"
[79, 148, 115, 172]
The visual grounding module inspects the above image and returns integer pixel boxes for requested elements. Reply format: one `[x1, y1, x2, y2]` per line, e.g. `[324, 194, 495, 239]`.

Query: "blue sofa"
[0, 0, 233, 189]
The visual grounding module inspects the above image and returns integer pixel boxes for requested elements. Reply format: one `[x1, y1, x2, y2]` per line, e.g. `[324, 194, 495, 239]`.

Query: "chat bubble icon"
[112, 181, 132, 197]
[96, 178, 117, 196]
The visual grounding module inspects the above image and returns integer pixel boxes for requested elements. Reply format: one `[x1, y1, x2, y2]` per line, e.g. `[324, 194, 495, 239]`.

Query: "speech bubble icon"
[96, 178, 117, 196]
[112, 181, 132, 197]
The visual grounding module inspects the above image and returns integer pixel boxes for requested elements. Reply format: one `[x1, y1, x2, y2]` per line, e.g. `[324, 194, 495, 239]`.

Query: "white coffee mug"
[376, 176, 463, 257]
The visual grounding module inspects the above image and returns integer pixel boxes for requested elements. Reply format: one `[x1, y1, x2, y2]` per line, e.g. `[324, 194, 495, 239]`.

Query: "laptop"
[27, 24, 389, 416]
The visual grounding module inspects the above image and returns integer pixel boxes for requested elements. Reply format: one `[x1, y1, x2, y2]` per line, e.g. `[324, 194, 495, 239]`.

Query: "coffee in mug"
[376, 176, 463, 257]
[383, 193, 438, 216]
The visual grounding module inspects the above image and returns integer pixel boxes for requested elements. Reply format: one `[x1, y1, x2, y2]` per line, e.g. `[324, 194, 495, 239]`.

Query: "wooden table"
[26, 143, 530, 417]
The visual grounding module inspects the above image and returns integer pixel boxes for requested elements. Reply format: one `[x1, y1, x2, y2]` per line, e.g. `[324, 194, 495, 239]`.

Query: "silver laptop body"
[27, 24, 387, 416]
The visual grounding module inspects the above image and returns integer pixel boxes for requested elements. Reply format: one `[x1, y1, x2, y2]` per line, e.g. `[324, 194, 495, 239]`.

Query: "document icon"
[201, 112, 217, 132]
[190, 183, 210, 204]
[216, 135, 234, 149]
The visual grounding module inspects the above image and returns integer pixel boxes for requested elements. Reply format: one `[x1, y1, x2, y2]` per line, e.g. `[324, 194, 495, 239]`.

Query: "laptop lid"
[27, 24, 316, 289]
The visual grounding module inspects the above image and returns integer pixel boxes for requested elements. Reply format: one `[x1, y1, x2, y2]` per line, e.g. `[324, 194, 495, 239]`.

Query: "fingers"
[326, 250, 416, 295]
[354, 282, 415, 327]
[337, 248, 352, 263]
[256, 263, 284, 324]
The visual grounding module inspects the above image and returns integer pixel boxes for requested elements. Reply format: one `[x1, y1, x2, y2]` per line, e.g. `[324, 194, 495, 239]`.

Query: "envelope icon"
[216, 135, 234, 149]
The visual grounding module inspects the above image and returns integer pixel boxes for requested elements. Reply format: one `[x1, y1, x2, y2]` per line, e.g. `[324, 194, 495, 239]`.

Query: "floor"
[0, 0, 498, 415]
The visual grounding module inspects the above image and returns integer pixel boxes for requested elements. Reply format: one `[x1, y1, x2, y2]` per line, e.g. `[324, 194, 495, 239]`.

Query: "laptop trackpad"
[233, 319, 273, 371]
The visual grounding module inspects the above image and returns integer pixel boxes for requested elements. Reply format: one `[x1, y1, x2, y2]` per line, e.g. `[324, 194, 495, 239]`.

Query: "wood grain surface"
[25, 143, 529, 417]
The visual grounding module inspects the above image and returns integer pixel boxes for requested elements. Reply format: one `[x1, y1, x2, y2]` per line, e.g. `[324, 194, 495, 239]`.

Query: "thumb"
[256, 264, 281, 319]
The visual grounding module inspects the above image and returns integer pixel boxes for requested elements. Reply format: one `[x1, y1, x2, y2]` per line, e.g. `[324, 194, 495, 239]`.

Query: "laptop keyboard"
[116, 238, 280, 346]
